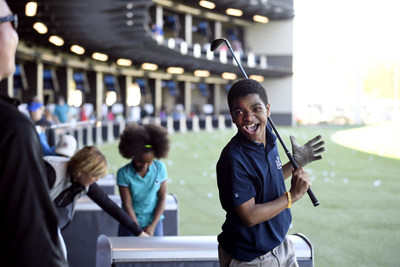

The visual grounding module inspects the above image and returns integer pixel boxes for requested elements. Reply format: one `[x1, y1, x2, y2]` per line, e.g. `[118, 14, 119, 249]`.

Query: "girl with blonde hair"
[44, 146, 147, 236]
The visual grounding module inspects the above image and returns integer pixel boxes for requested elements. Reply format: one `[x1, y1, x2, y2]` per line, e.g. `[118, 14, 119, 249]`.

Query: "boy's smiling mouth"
[243, 123, 259, 134]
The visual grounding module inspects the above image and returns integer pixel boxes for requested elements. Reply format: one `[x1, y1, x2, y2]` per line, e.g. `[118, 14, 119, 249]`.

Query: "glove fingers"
[312, 140, 325, 149]
[305, 135, 322, 146]
[314, 147, 326, 154]
[312, 155, 323, 161]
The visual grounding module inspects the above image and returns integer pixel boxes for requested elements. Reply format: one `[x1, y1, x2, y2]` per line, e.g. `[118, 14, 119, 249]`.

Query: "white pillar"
[125, 75, 132, 119]
[184, 81, 191, 117]
[156, 6, 163, 30]
[185, 14, 192, 46]
[96, 122, 103, 145]
[213, 84, 221, 116]
[66, 67, 73, 106]
[107, 120, 114, 143]
[7, 75, 13, 97]
[87, 123, 94, 146]
[214, 21, 222, 39]
[218, 115, 226, 130]
[36, 62, 44, 102]
[179, 117, 187, 133]
[77, 127, 84, 149]
[192, 115, 200, 132]
[167, 116, 174, 134]
[205, 115, 213, 132]
[96, 72, 104, 121]
[155, 78, 162, 117]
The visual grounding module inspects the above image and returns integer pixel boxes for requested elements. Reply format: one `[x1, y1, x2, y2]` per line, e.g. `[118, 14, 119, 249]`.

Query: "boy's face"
[230, 93, 270, 145]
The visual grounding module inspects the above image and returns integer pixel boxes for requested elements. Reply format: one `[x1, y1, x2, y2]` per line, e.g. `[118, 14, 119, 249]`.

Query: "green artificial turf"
[99, 124, 400, 267]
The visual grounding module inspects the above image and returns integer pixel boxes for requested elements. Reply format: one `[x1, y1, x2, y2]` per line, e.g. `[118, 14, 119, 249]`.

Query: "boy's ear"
[266, 103, 271, 118]
[230, 110, 236, 124]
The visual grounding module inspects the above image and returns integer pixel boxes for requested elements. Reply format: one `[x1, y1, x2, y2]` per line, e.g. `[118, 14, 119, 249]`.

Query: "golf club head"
[210, 38, 229, 52]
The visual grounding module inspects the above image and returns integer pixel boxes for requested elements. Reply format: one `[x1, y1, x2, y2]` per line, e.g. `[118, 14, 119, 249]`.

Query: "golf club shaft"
[214, 38, 319, 207]
[225, 41, 249, 79]
[268, 118, 320, 207]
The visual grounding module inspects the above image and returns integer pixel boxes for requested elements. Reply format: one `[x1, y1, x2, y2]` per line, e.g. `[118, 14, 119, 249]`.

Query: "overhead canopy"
[9, 0, 293, 78]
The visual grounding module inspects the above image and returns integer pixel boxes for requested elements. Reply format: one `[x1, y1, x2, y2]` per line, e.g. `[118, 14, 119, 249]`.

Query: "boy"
[217, 79, 323, 266]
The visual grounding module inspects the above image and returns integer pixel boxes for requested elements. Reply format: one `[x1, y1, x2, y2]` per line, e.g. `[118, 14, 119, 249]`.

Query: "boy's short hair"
[227, 79, 269, 111]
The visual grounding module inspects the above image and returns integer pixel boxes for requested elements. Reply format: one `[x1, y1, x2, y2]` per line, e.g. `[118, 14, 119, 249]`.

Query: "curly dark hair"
[227, 79, 269, 112]
[118, 123, 170, 160]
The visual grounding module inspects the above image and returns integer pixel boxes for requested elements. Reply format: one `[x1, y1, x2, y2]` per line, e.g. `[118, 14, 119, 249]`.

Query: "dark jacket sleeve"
[0, 103, 68, 267]
[87, 182, 143, 236]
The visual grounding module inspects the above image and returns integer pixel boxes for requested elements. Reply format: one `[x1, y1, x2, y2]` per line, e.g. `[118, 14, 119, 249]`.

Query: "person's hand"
[290, 167, 311, 202]
[291, 135, 325, 167]
[139, 231, 150, 237]
[144, 223, 157, 236]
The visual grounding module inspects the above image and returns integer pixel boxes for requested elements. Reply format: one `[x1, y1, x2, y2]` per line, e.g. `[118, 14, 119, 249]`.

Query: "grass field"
[99, 123, 400, 267]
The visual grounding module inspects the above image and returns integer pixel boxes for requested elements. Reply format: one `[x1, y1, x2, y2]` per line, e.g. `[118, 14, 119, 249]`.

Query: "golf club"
[211, 38, 320, 207]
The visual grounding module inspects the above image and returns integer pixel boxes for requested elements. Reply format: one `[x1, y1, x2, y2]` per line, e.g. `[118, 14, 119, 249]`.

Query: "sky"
[292, 0, 400, 121]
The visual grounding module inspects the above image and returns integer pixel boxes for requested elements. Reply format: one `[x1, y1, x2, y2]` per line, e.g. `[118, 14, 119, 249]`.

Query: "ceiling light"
[141, 63, 158, 71]
[199, 0, 215, 9]
[221, 72, 237, 80]
[33, 22, 47, 34]
[226, 8, 243, 17]
[167, 67, 184, 74]
[25, 2, 37, 17]
[117, 58, 132, 67]
[253, 15, 269, 23]
[70, 45, 85, 55]
[249, 75, 264, 82]
[92, 52, 108, 61]
[49, 35, 64, 46]
[194, 70, 210, 77]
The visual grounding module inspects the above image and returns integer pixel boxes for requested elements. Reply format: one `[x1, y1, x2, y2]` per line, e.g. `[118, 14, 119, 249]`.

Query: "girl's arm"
[144, 181, 167, 236]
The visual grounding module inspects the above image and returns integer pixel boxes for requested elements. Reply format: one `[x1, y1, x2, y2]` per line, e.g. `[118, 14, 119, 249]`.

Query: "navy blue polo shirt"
[216, 124, 291, 262]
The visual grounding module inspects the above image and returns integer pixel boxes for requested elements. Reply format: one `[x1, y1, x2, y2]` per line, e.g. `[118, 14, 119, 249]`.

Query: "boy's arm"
[235, 167, 310, 227]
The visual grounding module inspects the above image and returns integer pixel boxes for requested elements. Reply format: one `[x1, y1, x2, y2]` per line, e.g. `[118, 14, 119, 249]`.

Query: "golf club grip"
[286, 151, 319, 207]
[268, 118, 320, 207]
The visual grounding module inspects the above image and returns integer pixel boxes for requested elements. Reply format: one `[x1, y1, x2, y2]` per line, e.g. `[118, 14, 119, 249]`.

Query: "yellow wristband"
[285, 191, 292, 209]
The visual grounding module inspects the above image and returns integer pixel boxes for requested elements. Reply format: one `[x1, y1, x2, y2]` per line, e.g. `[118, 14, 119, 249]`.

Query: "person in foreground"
[0, 1, 68, 265]
[117, 123, 170, 236]
[216, 79, 325, 266]
[44, 146, 148, 236]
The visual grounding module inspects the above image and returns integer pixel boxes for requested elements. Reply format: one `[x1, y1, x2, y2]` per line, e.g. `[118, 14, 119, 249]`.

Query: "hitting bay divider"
[48, 114, 233, 149]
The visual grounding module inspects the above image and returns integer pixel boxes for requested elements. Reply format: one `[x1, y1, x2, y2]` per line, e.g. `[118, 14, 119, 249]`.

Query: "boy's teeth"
[246, 124, 257, 131]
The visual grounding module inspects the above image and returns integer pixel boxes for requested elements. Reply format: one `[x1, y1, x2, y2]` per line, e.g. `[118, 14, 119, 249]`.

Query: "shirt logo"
[275, 156, 282, 170]
[234, 193, 239, 198]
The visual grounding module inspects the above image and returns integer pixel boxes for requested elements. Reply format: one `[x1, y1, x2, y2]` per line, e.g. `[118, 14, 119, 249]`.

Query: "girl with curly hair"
[117, 123, 170, 236]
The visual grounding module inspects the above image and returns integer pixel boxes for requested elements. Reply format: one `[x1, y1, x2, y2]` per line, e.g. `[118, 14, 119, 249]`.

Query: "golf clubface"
[210, 38, 228, 52]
